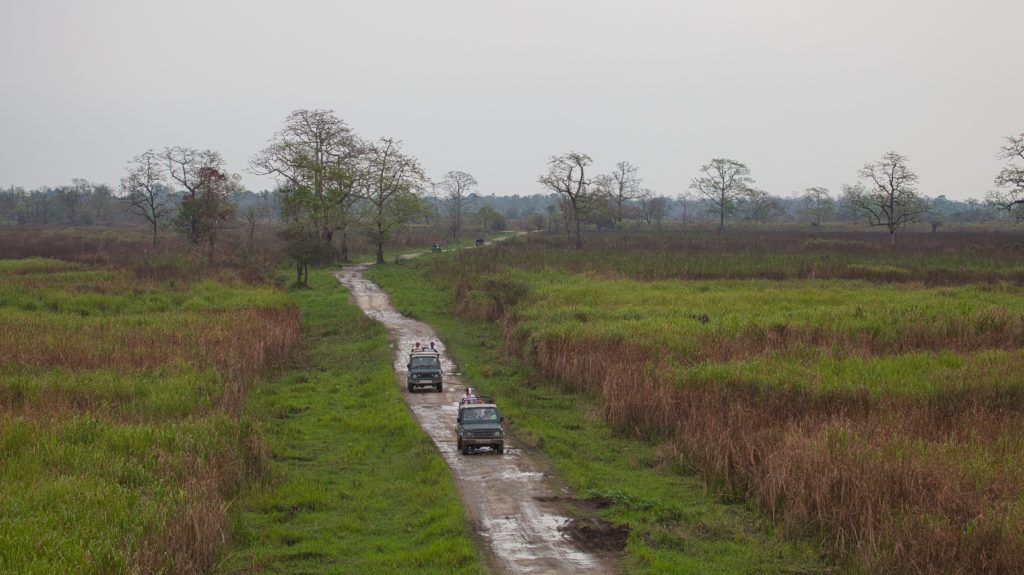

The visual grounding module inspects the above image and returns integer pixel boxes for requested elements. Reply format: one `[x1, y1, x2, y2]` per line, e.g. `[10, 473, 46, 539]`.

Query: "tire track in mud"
[335, 264, 615, 575]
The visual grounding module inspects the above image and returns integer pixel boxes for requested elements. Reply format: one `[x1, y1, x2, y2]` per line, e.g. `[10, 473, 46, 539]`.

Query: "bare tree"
[839, 184, 863, 224]
[120, 150, 173, 248]
[608, 161, 642, 224]
[60, 178, 93, 224]
[441, 170, 478, 239]
[639, 189, 668, 228]
[242, 191, 273, 249]
[849, 151, 927, 246]
[161, 147, 225, 244]
[676, 191, 694, 223]
[690, 158, 754, 232]
[538, 152, 591, 249]
[800, 186, 835, 226]
[357, 138, 429, 264]
[985, 133, 1024, 214]
[250, 109, 361, 259]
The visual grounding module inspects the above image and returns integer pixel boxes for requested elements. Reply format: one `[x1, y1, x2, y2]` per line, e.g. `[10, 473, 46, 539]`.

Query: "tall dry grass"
[0, 227, 282, 284]
[448, 266, 1024, 574]
[503, 331, 1024, 574]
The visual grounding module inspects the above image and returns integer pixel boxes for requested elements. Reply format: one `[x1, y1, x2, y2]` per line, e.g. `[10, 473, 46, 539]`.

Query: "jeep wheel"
[461, 444, 470, 455]
[436, 382, 443, 392]
[495, 443, 504, 455]
[457, 437, 463, 450]
[407, 382, 414, 393]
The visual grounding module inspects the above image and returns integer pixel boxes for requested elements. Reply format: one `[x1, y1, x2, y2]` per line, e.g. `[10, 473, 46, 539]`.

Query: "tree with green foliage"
[190, 167, 240, 265]
[357, 138, 429, 264]
[475, 204, 507, 231]
[161, 147, 226, 243]
[800, 186, 835, 227]
[525, 212, 546, 231]
[250, 109, 361, 260]
[690, 158, 754, 232]
[740, 187, 783, 223]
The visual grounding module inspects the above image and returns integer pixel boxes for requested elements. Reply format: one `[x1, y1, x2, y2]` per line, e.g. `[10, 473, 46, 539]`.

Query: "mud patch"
[560, 517, 630, 553]
[536, 494, 614, 511]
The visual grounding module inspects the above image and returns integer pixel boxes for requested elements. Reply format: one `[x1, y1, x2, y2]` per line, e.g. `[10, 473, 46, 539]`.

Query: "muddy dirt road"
[335, 264, 616, 575]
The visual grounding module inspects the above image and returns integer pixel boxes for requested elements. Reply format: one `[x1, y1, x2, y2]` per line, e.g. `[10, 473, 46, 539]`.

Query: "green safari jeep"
[455, 399, 505, 455]
[407, 351, 443, 392]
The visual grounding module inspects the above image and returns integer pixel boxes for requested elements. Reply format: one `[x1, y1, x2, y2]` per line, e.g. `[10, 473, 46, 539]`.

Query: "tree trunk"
[570, 199, 583, 250]
[296, 260, 302, 285]
[719, 209, 725, 232]
[151, 221, 158, 248]
[890, 229, 896, 246]
[340, 229, 349, 262]
[375, 228, 385, 264]
[207, 235, 215, 266]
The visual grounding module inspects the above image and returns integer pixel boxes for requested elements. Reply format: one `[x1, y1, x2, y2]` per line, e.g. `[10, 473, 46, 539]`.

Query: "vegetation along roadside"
[366, 259, 838, 575]
[380, 231, 1024, 575]
[216, 268, 485, 574]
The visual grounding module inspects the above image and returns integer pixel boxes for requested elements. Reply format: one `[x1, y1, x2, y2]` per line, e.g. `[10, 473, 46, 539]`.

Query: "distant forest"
[0, 183, 1017, 230]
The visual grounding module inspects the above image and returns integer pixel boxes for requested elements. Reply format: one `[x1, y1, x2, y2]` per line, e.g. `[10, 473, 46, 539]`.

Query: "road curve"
[335, 264, 615, 575]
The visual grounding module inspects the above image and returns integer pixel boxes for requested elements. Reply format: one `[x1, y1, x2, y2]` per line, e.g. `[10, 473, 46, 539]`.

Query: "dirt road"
[335, 264, 616, 575]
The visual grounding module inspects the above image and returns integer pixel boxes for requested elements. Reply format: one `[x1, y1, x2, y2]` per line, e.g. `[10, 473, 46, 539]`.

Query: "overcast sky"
[1, 0, 1022, 200]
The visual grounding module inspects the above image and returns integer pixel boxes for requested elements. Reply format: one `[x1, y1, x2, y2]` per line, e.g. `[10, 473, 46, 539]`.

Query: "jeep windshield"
[461, 407, 499, 422]
[411, 356, 440, 369]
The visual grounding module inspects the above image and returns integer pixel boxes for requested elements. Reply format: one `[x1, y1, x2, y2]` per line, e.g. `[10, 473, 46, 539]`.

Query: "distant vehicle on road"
[475, 238, 485, 247]
[431, 242, 444, 252]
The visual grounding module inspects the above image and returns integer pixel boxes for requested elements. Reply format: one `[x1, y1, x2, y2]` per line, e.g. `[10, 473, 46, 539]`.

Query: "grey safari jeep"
[455, 397, 505, 455]
[407, 350, 442, 392]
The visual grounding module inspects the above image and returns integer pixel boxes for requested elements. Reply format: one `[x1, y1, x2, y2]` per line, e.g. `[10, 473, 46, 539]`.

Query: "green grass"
[0, 366, 221, 419]
[216, 268, 486, 575]
[0, 414, 249, 574]
[0, 258, 298, 574]
[460, 270, 1024, 397]
[367, 260, 839, 574]
[376, 235, 1024, 573]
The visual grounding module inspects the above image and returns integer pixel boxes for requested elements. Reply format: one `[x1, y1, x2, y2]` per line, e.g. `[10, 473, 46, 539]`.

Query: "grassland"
[216, 269, 485, 574]
[0, 258, 300, 574]
[371, 230, 1024, 574]
[367, 261, 836, 574]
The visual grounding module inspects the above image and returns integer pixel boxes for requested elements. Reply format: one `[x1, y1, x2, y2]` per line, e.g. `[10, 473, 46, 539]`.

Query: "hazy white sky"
[1, 0, 1022, 200]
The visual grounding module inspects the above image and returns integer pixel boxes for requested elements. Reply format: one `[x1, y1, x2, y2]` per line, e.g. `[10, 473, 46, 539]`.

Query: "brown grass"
[0, 227, 282, 284]
[133, 429, 266, 575]
[0, 307, 299, 414]
[485, 300, 1024, 574]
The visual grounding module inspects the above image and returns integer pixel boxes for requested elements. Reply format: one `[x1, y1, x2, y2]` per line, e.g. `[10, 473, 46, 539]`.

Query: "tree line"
[539, 132, 1024, 247]
[3, 122, 1022, 260]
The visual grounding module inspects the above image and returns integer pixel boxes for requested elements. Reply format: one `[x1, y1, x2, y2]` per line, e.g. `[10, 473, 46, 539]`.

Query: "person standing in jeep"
[407, 349, 443, 392]
[455, 397, 505, 455]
